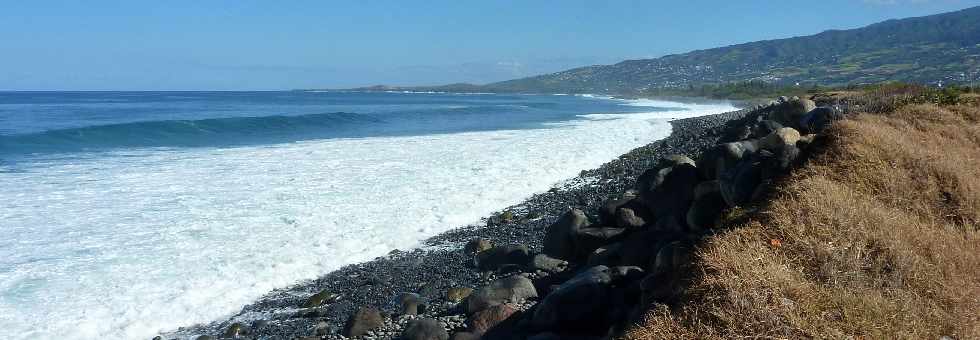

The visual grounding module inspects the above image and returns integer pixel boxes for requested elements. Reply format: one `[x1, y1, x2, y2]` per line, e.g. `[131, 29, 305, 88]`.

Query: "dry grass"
[625, 99, 980, 339]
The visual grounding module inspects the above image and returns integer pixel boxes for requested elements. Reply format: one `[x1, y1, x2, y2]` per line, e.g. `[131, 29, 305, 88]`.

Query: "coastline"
[164, 106, 754, 340]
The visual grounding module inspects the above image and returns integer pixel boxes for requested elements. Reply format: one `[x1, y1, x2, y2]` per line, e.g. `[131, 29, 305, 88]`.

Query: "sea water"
[0, 91, 734, 339]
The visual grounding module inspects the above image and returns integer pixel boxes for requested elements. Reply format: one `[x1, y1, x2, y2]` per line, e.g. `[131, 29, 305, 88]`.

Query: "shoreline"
[164, 106, 754, 340]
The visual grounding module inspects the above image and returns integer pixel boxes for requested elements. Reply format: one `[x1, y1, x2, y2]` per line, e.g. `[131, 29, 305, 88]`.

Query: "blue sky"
[1, 0, 978, 90]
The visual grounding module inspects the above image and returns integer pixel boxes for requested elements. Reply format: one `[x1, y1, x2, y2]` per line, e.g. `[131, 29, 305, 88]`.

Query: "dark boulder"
[403, 318, 449, 340]
[467, 304, 518, 334]
[597, 197, 631, 226]
[475, 244, 531, 271]
[343, 306, 384, 337]
[614, 207, 647, 230]
[573, 227, 628, 259]
[467, 275, 538, 314]
[531, 254, 569, 274]
[450, 332, 480, 340]
[530, 266, 614, 334]
[799, 106, 843, 134]
[301, 289, 339, 308]
[639, 163, 699, 219]
[543, 209, 590, 260]
[394, 292, 425, 316]
[464, 238, 493, 255]
[686, 181, 727, 231]
[751, 120, 783, 139]
[696, 140, 758, 180]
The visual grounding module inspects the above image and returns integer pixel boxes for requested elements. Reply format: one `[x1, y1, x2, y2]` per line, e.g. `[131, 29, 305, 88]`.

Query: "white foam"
[0, 100, 735, 340]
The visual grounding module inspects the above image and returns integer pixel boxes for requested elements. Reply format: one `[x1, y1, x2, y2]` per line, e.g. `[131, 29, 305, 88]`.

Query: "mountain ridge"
[339, 6, 980, 95]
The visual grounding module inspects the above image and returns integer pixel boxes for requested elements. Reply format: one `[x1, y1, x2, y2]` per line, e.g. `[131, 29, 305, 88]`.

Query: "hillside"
[486, 6, 980, 94]
[355, 6, 979, 96]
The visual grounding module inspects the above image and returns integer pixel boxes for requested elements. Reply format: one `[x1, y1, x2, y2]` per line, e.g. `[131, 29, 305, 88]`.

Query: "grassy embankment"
[626, 85, 980, 339]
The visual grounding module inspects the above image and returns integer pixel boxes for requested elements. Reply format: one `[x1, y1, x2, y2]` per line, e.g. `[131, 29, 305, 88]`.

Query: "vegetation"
[482, 6, 980, 95]
[624, 89, 980, 339]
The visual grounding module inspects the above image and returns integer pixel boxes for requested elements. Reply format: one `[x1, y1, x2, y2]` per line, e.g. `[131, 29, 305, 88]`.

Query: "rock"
[394, 292, 425, 315]
[152, 337, 162, 340]
[686, 181, 727, 231]
[697, 140, 758, 180]
[447, 287, 474, 303]
[466, 275, 538, 314]
[658, 154, 696, 169]
[598, 197, 631, 226]
[614, 207, 647, 229]
[475, 244, 530, 271]
[799, 106, 843, 134]
[530, 266, 615, 334]
[751, 120, 783, 138]
[573, 227, 628, 258]
[223, 322, 245, 338]
[651, 241, 691, 275]
[719, 154, 765, 207]
[640, 163, 699, 219]
[195, 336, 214, 340]
[759, 127, 801, 151]
[343, 306, 384, 337]
[302, 289, 340, 308]
[531, 254, 569, 274]
[450, 331, 480, 340]
[586, 243, 622, 267]
[467, 304, 517, 334]
[464, 238, 493, 255]
[769, 97, 815, 130]
[403, 318, 449, 340]
[652, 214, 685, 233]
[543, 209, 590, 260]
[315, 321, 330, 336]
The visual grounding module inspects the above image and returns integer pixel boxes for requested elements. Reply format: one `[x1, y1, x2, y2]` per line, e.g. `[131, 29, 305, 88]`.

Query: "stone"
[651, 241, 691, 275]
[719, 155, 765, 207]
[531, 254, 569, 274]
[799, 106, 843, 134]
[315, 321, 330, 336]
[652, 214, 685, 233]
[475, 244, 531, 271]
[697, 140, 758, 180]
[466, 275, 538, 314]
[614, 207, 647, 229]
[343, 306, 384, 337]
[769, 97, 815, 130]
[195, 336, 214, 340]
[464, 238, 492, 255]
[446, 287, 474, 303]
[751, 120, 783, 138]
[686, 181, 727, 231]
[302, 289, 340, 308]
[586, 243, 622, 267]
[543, 209, 590, 260]
[640, 163, 699, 220]
[450, 331, 480, 340]
[394, 292, 425, 315]
[598, 197, 631, 226]
[658, 154, 696, 169]
[573, 227, 628, 258]
[467, 304, 518, 334]
[759, 127, 801, 151]
[223, 322, 245, 338]
[403, 318, 449, 340]
[530, 266, 615, 334]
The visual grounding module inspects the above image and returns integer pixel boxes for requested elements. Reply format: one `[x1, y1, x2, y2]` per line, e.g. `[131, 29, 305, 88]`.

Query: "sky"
[1, 0, 978, 90]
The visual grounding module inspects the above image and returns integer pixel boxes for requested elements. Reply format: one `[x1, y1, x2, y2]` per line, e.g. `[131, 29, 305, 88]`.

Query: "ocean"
[0, 91, 735, 339]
